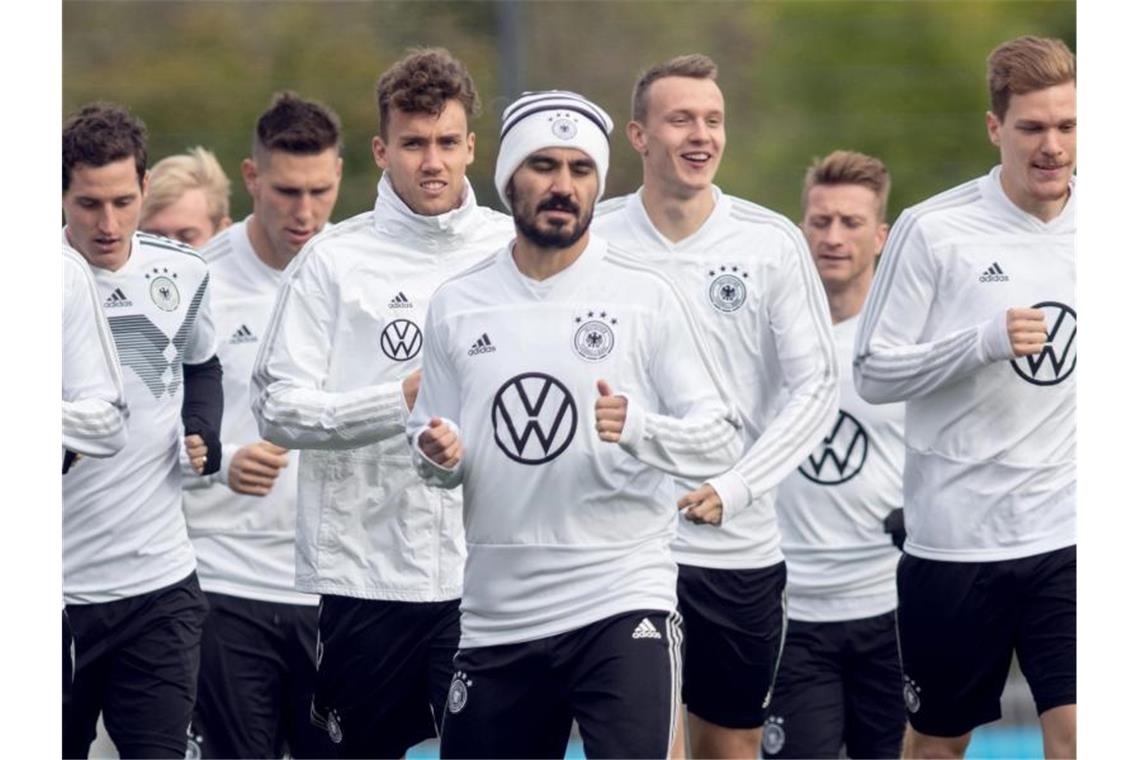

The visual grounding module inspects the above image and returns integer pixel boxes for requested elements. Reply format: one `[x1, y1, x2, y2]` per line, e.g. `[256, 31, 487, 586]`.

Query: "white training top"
[594, 188, 838, 569]
[62, 244, 128, 458]
[408, 235, 743, 648]
[251, 176, 514, 601]
[62, 230, 216, 604]
[776, 316, 904, 622]
[181, 219, 314, 605]
[854, 166, 1076, 562]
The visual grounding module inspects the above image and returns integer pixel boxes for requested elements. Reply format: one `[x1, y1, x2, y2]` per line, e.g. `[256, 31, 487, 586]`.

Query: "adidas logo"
[389, 291, 414, 309]
[104, 288, 132, 307]
[467, 333, 496, 356]
[229, 324, 257, 344]
[632, 617, 661, 640]
[979, 262, 1010, 283]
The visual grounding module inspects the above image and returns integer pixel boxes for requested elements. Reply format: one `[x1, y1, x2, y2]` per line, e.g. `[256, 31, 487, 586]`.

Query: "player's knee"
[1040, 705, 1076, 759]
[903, 725, 971, 759]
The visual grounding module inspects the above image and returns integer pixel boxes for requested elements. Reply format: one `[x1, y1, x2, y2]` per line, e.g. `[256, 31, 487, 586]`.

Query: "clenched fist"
[229, 440, 290, 496]
[418, 417, 463, 469]
[594, 379, 628, 443]
[1007, 307, 1048, 357]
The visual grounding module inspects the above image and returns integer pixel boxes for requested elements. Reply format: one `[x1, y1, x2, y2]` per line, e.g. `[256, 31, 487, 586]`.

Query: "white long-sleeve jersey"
[776, 316, 904, 622]
[62, 244, 128, 458]
[250, 176, 514, 601]
[854, 166, 1075, 562]
[182, 219, 314, 605]
[594, 188, 838, 569]
[63, 230, 217, 603]
[407, 235, 743, 648]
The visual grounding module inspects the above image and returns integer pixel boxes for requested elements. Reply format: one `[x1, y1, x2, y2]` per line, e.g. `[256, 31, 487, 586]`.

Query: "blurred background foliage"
[64, 0, 1075, 225]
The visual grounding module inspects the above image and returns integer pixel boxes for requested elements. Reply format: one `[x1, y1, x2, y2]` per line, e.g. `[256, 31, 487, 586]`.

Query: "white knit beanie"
[494, 90, 614, 209]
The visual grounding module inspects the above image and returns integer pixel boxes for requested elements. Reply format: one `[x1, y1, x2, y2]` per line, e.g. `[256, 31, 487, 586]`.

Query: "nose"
[822, 220, 844, 246]
[96, 204, 116, 234]
[690, 119, 710, 144]
[1041, 128, 1063, 157]
[294, 193, 314, 225]
[421, 143, 444, 173]
[550, 165, 574, 195]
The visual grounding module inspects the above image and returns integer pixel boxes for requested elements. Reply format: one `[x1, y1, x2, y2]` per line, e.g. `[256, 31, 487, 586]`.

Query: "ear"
[335, 156, 344, 179]
[372, 136, 388, 171]
[985, 111, 1002, 148]
[626, 120, 647, 154]
[874, 222, 889, 256]
[240, 158, 258, 195]
[466, 131, 476, 167]
[140, 169, 150, 198]
[217, 215, 233, 231]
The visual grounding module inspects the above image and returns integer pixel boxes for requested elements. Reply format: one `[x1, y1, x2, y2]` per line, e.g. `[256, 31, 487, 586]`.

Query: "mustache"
[537, 195, 580, 214]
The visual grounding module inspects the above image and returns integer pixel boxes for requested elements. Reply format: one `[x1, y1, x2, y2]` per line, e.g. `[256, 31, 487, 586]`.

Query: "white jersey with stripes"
[407, 234, 743, 648]
[776, 316, 904, 622]
[62, 244, 128, 459]
[594, 188, 838, 570]
[182, 218, 314, 605]
[853, 166, 1075, 562]
[62, 229, 216, 603]
[250, 176, 514, 601]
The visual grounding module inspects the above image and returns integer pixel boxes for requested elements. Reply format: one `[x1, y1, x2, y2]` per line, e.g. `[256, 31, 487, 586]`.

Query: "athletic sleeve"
[62, 249, 128, 459]
[251, 248, 412, 450]
[853, 211, 1014, 405]
[615, 279, 743, 480]
[406, 302, 464, 489]
[182, 273, 218, 365]
[705, 229, 839, 524]
[182, 355, 224, 475]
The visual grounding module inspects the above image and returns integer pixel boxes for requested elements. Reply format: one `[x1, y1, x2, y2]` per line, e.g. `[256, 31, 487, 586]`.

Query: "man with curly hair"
[251, 48, 513, 758]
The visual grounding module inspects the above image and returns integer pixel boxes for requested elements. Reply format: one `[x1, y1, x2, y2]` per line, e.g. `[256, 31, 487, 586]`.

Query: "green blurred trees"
[64, 0, 1074, 223]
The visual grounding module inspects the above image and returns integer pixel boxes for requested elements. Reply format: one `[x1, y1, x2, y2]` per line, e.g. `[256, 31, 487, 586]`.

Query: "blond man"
[141, 146, 232, 249]
[762, 151, 906, 759]
[854, 37, 1076, 759]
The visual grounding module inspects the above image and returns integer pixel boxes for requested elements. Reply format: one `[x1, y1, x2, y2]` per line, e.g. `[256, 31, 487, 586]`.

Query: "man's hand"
[418, 417, 463, 469]
[185, 434, 209, 475]
[228, 441, 290, 496]
[595, 379, 628, 443]
[1007, 307, 1048, 357]
[402, 370, 422, 411]
[677, 483, 723, 526]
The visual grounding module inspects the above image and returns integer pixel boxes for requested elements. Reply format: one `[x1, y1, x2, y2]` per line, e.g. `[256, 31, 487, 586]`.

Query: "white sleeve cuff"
[704, 469, 752, 525]
[980, 309, 1016, 363]
[617, 392, 646, 448]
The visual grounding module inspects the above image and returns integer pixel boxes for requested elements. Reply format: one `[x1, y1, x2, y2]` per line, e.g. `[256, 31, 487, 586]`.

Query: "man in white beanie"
[408, 89, 743, 758]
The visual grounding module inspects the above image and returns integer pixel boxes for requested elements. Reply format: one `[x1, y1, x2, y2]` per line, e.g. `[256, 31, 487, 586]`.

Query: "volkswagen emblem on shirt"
[147, 271, 180, 312]
[492, 372, 578, 465]
[380, 319, 422, 362]
[798, 410, 869, 485]
[1010, 301, 1076, 386]
[707, 265, 748, 312]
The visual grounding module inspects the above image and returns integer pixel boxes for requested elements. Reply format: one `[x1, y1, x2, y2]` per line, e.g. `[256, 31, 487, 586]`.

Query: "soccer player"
[761, 150, 906, 759]
[61, 102, 222, 758]
[140, 146, 233, 249]
[594, 55, 838, 760]
[409, 89, 743, 759]
[250, 50, 514, 758]
[181, 92, 342, 759]
[853, 36, 1076, 759]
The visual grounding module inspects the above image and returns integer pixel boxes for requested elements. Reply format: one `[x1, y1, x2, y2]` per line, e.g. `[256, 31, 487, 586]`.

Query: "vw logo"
[492, 372, 577, 465]
[1010, 301, 1076, 386]
[380, 319, 422, 362]
[798, 410, 869, 485]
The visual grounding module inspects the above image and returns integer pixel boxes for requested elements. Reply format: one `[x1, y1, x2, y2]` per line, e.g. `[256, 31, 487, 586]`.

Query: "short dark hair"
[62, 102, 148, 193]
[632, 54, 718, 123]
[375, 47, 480, 140]
[253, 91, 341, 158]
[987, 36, 1075, 122]
[802, 150, 892, 222]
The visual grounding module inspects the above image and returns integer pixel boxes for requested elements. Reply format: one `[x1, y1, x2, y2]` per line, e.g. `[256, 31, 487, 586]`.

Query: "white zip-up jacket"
[251, 175, 514, 601]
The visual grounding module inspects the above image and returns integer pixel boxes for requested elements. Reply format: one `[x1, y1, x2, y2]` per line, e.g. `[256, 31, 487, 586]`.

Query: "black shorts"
[896, 545, 1076, 737]
[310, 595, 460, 758]
[677, 562, 787, 729]
[63, 571, 209, 759]
[440, 609, 682, 759]
[190, 591, 334, 759]
[761, 611, 905, 759]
